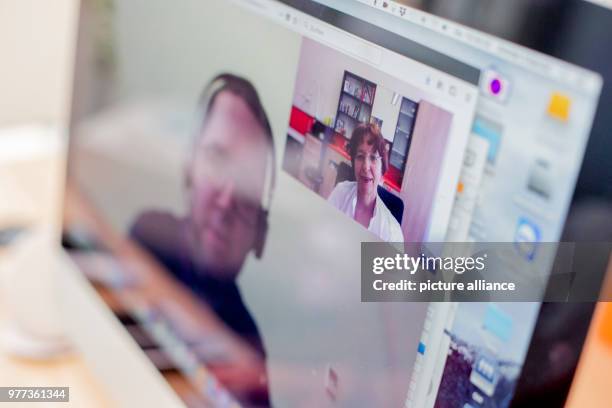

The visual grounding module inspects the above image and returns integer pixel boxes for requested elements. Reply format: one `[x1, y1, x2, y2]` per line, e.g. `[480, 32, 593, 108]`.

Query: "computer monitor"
[60, 0, 612, 407]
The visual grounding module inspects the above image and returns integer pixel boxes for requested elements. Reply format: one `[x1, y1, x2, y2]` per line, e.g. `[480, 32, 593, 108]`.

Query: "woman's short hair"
[347, 123, 389, 174]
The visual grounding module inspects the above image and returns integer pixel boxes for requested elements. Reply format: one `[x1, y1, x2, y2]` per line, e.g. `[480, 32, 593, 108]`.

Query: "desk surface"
[0, 288, 114, 408]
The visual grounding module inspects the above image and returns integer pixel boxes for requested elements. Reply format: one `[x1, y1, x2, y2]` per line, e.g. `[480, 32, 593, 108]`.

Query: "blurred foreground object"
[0, 126, 69, 358]
[0, 227, 70, 358]
[566, 301, 612, 408]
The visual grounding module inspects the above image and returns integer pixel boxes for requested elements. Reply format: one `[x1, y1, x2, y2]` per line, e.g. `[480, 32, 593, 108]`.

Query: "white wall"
[0, 0, 78, 127]
[292, 38, 426, 141]
[371, 86, 401, 142]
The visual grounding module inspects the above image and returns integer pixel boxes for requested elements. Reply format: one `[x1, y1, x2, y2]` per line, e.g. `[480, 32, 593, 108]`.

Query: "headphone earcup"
[254, 209, 269, 259]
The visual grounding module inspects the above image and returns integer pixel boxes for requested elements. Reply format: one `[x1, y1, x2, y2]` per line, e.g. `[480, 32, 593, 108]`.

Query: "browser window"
[239, 0, 479, 244]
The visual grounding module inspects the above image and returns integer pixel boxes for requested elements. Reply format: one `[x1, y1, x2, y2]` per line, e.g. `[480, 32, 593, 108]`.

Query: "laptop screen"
[63, 0, 603, 406]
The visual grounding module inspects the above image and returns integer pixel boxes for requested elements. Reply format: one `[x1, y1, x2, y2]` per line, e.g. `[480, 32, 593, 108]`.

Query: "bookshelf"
[390, 97, 418, 172]
[334, 71, 377, 138]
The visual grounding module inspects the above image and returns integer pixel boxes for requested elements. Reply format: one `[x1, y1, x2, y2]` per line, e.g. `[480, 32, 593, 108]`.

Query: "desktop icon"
[480, 69, 510, 103]
[514, 217, 541, 261]
[547, 92, 571, 122]
[469, 354, 499, 397]
[527, 158, 553, 200]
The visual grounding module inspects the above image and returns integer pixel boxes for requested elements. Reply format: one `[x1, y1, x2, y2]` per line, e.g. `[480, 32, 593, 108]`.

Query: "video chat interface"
[66, 0, 603, 407]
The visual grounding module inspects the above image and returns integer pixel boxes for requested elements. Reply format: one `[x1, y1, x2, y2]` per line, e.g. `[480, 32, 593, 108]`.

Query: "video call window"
[282, 38, 477, 243]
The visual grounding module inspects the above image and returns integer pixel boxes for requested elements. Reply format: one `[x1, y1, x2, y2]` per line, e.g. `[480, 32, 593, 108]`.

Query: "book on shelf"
[335, 118, 345, 133]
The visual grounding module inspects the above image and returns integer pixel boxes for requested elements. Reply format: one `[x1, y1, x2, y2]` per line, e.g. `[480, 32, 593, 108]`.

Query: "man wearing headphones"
[130, 74, 275, 405]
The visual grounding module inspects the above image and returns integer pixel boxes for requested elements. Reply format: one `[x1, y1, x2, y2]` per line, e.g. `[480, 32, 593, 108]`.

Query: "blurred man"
[130, 73, 275, 406]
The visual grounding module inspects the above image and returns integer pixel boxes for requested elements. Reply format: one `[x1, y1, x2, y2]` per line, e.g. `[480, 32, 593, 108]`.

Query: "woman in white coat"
[328, 123, 404, 242]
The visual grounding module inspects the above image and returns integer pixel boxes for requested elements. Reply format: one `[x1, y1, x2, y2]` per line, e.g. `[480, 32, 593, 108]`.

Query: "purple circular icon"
[490, 78, 502, 95]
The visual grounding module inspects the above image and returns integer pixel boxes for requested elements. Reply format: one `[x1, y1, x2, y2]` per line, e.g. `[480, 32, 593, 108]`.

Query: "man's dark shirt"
[129, 211, 266, 357]
[129, 211, 269, 406]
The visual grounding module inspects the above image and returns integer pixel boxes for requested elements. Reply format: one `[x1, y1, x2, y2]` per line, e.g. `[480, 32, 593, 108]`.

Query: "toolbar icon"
[547, 92, 571, 122]
[480, 69, 511, 103]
